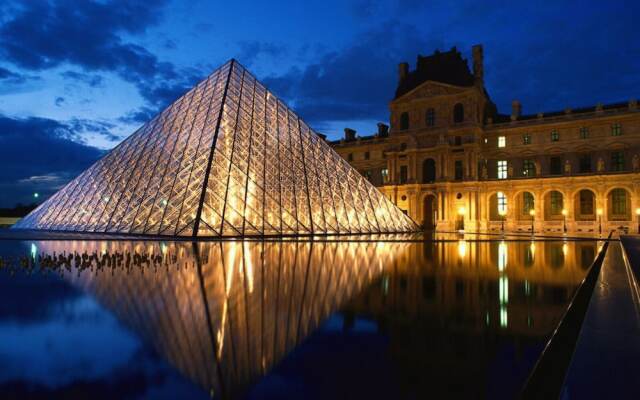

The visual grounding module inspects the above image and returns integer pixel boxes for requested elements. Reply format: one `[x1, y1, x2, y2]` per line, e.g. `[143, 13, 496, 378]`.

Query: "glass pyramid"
[14, 60, 417, 237]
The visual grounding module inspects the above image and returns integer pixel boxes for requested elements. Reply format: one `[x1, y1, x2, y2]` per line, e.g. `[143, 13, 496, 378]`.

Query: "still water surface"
[0, 237, 598, 399]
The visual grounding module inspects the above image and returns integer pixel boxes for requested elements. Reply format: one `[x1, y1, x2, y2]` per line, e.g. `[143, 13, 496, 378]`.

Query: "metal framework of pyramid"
[14, 60, 417, 237]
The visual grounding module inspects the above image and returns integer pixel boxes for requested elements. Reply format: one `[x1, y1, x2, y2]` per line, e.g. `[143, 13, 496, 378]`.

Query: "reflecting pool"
[0, 237, 599, 399]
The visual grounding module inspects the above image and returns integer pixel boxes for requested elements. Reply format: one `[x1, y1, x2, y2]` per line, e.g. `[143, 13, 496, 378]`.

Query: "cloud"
[262, 23, 441, 127]
[236, 41, 288, 67]
[0, 0, 205, 115]
[0, 66, 39, 85]
[0, 114, 104, 207]
[60, 71, 104, 88]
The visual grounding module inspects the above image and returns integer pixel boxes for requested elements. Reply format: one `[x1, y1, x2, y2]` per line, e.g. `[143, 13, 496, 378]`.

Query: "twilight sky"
[0, 0, 638, 206]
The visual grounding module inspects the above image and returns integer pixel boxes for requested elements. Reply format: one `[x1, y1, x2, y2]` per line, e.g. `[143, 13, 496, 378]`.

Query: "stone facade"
[330, 45, 640, 234]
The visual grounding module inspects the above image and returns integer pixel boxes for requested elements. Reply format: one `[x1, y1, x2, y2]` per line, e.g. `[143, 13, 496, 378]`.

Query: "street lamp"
[499, 208, 507, 233]
[529, 209, 535, 234]
[597, 208, 603, 235]
[561, 209, 567, 233]
[635, 208, 640, 234]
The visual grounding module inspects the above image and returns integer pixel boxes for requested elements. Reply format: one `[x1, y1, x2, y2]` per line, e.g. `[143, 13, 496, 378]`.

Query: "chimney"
[377, 122, 389, 137]
[472, 44, 483, 84]
[398, 62, 409, 83]
[511, 100, 521, 120]
[344, 128, 356, 141]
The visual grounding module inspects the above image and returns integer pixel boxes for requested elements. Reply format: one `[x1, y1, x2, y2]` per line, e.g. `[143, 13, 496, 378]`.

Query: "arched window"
[608, 188, 630, 220]
[453, 103, 464, 123]
[400, 112, 409, 130]
[425, 108, 435, 127]
[522, 192, 534, 214]
[422, 158, 436, 183]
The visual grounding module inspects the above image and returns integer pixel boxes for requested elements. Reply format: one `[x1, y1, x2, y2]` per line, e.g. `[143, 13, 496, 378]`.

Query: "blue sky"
[0, 0, 638, 206]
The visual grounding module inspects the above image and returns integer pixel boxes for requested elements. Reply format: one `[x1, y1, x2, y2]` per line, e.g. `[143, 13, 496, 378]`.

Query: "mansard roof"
[395, 47, 475, 99]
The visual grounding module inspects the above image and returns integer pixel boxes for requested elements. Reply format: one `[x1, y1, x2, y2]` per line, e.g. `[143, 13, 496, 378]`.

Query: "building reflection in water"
[34, 238, 597, 398]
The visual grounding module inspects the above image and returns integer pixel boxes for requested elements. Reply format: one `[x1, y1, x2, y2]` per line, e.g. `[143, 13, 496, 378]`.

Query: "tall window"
[498, 136, 506, 148]
[579, 190, 594, 215]
[611, 189, 627, 215]
[363, 170, 372, 182]
[497, 191, 507, 214]
[381, 168, 389, 183]
[364, 151, 370, 160]
[453, 103, 464, 123]
[399, 165, 408, 184]
[550, 191, 563, 215]
[550, 130, 559, 142]
[455, 160, 463, 181]
[400, 112, 409, 130]
[523, 133, 531, 145]
[497, 160, 507, 179]
[522, 159, 536, 177]
[579, 155, 592, 173]
[611, 151, 625, 171]
[550, 157, 562, 175]
[611, 123, 622, 136]
[425, 108, 435, 126]
[579, 127, 589, 139]
[523, 192, 534, 214]
[347, 153, 353, 161]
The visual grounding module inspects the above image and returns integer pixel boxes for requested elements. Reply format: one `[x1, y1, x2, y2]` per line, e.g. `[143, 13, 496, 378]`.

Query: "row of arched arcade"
[418, 186, 638, 233]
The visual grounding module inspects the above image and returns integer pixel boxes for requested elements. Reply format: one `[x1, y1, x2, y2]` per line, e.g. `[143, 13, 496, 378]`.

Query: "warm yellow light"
[597, 208, 603, 216]
[458, 240, 467, 258]
[561, 209, 567, 216]
[529, 209, 536, 216]
[635, 208, 640, 216]
[499, 209, 507, 217]
[458, 207, 466, 216]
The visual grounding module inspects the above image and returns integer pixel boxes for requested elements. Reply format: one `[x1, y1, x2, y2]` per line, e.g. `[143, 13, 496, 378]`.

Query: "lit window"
[579, 127, 589, 139]
[497, 191, 507, 213]
[484, 138, 488, 144]
[498, 136, 506, 148]
[551, 130, 559, 141]
[523, 133, 531, 145]
[497, 160, 507, 179]
[611, 123, 622, 136]
[522, 159, 536, 176]
[381, 168, 389, 183]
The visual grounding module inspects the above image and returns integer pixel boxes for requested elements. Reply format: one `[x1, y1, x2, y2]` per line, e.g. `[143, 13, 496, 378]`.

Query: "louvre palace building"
[329, 45, 640, 234]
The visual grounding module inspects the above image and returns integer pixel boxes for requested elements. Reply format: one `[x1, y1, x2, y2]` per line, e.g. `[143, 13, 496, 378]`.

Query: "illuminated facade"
[14, 60, 416, 237]
[331, 45, 640, 233]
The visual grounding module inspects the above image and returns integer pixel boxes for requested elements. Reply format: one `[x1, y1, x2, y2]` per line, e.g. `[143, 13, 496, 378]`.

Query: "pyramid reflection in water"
[38, 239, 404, 398]
[15, 60, 416, 237]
